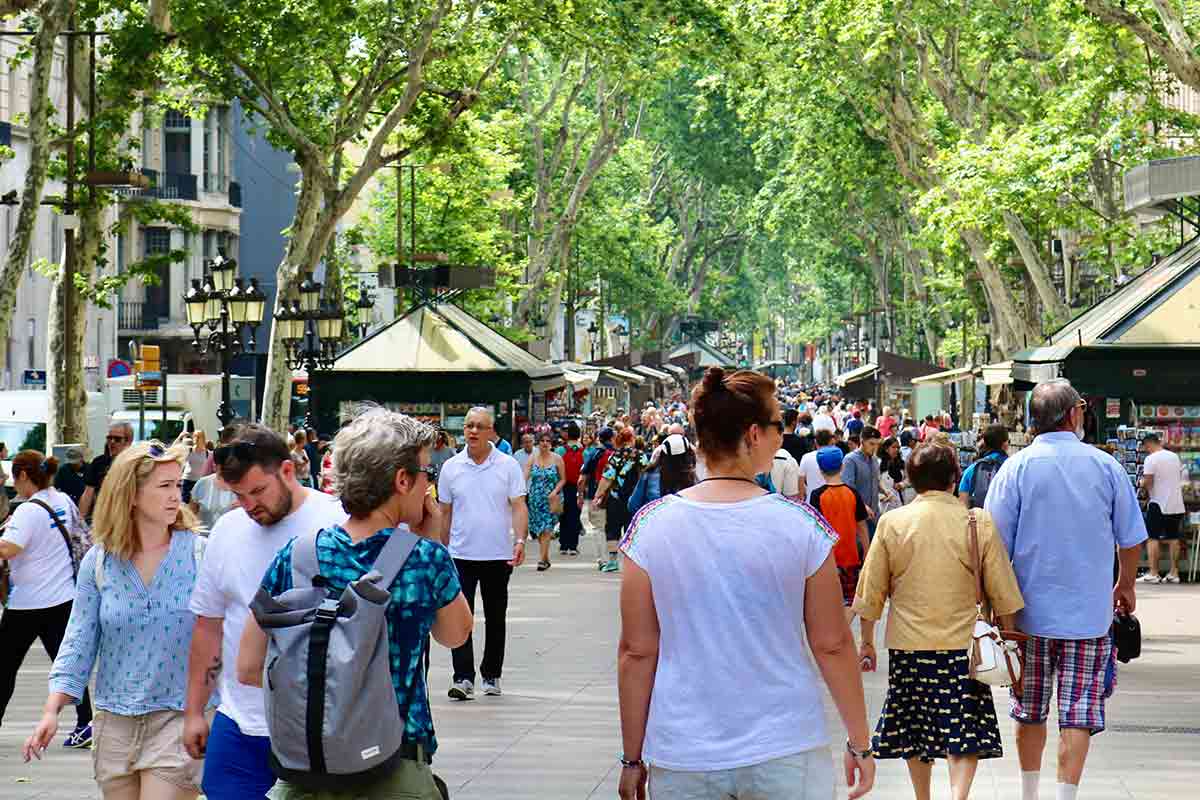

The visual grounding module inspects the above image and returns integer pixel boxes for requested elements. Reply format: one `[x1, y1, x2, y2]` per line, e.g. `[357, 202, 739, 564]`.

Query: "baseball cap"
[65, 446, 84, 465]
[816, 446, 843, 473]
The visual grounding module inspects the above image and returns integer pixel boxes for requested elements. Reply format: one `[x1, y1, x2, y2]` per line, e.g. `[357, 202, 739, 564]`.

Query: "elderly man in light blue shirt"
[984, 379, 1146, 800]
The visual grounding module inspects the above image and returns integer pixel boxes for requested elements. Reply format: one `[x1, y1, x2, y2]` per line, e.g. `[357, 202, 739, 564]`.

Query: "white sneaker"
[1137, 573, 1161, 584]
[1163, 573, 1181, 584]
[482, 678, 502, 696]
[448, 680, 475, 701]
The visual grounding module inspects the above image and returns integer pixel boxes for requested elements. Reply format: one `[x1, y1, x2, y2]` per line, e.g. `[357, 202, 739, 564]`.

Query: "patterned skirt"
[872, 649, 1003, 763]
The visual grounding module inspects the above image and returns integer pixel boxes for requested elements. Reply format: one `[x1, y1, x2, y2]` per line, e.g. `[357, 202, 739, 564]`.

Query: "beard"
[252, 476, 295, 526]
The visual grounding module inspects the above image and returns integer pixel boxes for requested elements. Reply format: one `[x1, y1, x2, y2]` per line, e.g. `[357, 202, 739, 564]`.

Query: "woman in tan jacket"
[854, 440, 1024, 800]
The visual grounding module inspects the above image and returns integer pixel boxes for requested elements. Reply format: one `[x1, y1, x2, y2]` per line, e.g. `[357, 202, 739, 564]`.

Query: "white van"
[0, 390, 109, 488]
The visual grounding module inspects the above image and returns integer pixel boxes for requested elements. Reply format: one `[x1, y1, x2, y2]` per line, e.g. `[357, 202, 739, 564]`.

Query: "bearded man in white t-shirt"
[183, 424, 347, 799]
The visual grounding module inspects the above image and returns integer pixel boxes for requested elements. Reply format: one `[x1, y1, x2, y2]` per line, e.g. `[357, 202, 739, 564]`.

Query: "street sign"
[22, 369, 46, 387]
[136, 369, 163, 389]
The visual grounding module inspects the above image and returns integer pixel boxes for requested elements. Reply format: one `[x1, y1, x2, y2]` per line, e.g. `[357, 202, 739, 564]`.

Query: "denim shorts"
[649, 749, 834, 799]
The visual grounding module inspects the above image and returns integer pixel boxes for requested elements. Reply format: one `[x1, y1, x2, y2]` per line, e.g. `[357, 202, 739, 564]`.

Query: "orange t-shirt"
[809, 483, 868, 567]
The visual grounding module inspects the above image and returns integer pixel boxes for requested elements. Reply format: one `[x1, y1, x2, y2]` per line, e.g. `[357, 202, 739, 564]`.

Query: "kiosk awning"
[633, 365, 673, 382]
[911, 365, 975, 385]
[980, 361, 1014, 386]
[835, 363, 878, 387]
[602, 367, 645, 385]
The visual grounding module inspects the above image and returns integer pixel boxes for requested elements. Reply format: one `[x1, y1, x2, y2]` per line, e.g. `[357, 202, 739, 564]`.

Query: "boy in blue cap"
[807, 446, 870, 621]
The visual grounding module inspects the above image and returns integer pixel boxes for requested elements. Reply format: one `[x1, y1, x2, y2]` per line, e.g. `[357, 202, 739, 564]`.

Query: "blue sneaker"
[63, 723, 92, 749]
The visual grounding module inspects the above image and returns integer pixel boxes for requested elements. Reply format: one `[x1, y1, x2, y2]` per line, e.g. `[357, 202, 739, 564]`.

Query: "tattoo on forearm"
[205, 657, 222, 687]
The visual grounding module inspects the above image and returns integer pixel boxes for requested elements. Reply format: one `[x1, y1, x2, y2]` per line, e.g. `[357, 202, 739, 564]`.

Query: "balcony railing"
[204, 172, 229, 193]
[229, 181, 242, 208]
[140, 168, 198, 201]
[118, 301, 161, 331]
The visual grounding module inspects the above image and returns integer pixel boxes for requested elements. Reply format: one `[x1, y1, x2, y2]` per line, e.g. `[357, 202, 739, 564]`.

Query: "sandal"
[537, 560, 551, 571]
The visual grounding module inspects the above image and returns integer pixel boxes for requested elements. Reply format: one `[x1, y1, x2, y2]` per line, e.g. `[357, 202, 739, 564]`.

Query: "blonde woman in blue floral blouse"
[23, 441, 208, 800]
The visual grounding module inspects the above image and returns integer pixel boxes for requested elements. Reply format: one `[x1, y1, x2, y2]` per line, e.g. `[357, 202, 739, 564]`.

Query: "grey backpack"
[249, 528, 419, 791]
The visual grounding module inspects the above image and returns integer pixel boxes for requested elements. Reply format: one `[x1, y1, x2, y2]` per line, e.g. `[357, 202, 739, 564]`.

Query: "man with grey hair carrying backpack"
[237, 408, 473, 799]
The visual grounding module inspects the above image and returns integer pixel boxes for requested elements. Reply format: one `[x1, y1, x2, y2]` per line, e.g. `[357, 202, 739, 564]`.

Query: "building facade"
[0, 20, 284, 393]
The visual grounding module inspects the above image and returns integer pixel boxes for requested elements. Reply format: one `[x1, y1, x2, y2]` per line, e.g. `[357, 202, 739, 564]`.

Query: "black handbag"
[1113, 611, 1141, 663]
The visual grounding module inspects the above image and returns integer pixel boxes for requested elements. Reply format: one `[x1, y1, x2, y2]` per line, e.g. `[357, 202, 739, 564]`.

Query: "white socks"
[1021, 771, 1040, 800]
[1056, 783, 1079, 800]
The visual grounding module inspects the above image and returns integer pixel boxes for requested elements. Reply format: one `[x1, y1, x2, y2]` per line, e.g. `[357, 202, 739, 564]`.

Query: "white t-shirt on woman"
[1, 487, 80, 609]
[620, 492, 837, 772]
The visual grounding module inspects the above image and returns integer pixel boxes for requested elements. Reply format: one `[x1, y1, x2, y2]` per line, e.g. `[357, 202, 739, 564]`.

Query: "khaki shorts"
[92, 709, 205, 792]
[268, 757, 443, 800]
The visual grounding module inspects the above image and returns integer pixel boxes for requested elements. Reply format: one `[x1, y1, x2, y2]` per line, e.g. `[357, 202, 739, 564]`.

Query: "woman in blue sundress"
[524, 432, 565, 573]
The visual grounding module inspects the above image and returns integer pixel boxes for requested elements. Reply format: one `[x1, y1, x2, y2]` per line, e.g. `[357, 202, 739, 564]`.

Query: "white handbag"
[966, 511, 1027, 688]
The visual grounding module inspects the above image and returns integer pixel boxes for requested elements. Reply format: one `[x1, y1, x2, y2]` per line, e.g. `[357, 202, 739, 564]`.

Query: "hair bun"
[701, 366, 726, 391]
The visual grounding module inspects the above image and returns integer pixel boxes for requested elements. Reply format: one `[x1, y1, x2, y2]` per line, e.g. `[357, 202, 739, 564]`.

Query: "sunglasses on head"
[147, 443, 165, 458]
[413, 464, 438, 482]
[214, 441, 258, 466]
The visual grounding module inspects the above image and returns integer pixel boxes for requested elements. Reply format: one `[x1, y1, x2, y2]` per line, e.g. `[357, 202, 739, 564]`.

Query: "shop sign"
[1106, 398, 1121, 419]
[1132, 368, 1148, 377]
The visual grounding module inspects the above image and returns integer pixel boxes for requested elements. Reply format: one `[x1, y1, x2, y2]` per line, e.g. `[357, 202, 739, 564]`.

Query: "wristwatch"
[846, 739, 873, 760]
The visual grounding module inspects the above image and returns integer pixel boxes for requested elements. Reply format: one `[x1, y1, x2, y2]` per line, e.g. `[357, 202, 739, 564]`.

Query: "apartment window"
[144, 227, 172, 319]
[217, 106, 229, 190]
[145, 227, 171, 254]
[203, 111, 212, 191]
[26, 318, 35, 369]
[163, 111, 191, 175]
[116, 229, 125, 274]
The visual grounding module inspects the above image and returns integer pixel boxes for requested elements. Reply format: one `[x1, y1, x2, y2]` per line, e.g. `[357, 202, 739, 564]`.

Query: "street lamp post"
[275, 272, 346, 433]
[183, 256, 266, 430]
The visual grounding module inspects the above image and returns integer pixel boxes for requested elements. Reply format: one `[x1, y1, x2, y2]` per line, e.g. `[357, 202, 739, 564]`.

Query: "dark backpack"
[968, 457, 1002, 509]
[611, 454, 642, 504]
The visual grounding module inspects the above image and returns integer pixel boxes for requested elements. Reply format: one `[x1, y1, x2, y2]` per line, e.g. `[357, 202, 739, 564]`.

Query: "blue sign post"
[22, 369, 46, 387]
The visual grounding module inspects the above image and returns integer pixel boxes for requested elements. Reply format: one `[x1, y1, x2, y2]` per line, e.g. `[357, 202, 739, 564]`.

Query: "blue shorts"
[201, 711, 275, 799]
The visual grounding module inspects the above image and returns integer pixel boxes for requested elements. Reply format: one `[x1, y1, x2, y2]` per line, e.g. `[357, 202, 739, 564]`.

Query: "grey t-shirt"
[191, 474, 237, 531]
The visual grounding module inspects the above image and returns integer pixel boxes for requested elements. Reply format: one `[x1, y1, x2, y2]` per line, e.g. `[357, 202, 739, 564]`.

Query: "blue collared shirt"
[984, 432, 1147, 639]
[49, 531, 203, 714]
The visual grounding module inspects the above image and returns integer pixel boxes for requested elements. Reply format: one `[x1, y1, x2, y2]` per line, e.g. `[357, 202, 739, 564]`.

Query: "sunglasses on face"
[107, 435, 129, 443]
[761, 419, 785, 434]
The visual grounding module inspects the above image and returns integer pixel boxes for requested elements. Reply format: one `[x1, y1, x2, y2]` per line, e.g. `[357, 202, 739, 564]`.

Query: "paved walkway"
[1, 547, 1197, 798]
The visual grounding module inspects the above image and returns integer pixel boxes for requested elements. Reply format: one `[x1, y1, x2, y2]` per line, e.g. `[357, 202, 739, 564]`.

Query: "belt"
[399, 741, 433, 764]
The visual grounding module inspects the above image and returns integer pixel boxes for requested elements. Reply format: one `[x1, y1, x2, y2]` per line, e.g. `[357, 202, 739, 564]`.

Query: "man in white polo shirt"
[438, 407, 528, 700]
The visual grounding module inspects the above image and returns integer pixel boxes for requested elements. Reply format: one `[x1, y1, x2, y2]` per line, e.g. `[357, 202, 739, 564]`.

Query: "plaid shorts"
[1010, 634, 1116, 733]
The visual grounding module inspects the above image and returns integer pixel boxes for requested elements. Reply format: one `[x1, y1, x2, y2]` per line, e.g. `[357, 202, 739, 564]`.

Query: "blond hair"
[193, 430, 207, 452]
[92, 440, 200, 560]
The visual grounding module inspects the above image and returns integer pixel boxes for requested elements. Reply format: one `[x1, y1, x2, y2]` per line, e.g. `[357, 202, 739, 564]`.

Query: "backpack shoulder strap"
[371, 528, 421, 588]
[290, 530, 324, 588]
[29, 497, 77, 580]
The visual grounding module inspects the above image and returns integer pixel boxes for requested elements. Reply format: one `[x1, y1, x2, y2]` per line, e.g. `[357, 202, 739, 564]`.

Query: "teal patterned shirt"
[260, 525, 461, 754]
[49, 531, 203, 714]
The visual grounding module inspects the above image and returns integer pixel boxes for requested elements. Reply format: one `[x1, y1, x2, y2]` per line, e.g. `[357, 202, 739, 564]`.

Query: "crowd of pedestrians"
[0, 368, 1167, 799]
